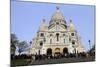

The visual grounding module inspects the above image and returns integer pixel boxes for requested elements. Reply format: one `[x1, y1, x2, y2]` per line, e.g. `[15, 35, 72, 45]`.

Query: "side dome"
[68, 20, 75, 31]
[39, 19, 48, 31]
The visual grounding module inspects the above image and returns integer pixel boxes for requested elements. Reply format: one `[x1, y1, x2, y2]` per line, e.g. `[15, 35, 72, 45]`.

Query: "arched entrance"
[55, 48, 60, 53]
[54, 48, 61, 58]
[63, 47, 68, 55]
[47, 48, 52, 56]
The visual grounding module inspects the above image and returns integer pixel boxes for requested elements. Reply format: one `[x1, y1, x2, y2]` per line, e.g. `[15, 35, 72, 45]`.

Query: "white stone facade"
[30, 7, 86, 55]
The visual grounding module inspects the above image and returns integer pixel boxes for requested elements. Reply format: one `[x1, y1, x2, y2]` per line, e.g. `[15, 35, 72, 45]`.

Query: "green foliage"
[11, 33, 18, 55]
[17, 41, 28, 55]
[11, 33, 29, 55]
[11, 33, 18, 46]
[88, 45, 95, 56]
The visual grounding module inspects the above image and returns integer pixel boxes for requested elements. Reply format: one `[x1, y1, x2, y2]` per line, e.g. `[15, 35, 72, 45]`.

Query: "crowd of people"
[11, 52, 93, 61]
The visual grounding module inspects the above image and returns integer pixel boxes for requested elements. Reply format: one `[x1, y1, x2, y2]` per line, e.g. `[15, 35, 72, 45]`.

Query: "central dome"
[51, 6, 65, 21]
[49, 6, 67, 27]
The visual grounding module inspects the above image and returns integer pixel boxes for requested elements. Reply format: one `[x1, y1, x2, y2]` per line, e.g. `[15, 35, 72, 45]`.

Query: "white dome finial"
[43, 18, 45, 22]
[56, 6, 59, 10]
[69, 19, 75, 31]
[70, 19, 72, 23]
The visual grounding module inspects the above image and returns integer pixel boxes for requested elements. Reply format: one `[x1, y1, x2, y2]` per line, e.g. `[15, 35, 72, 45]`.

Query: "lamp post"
[88, 40, 91, 51]
[88, 40, 91, 56]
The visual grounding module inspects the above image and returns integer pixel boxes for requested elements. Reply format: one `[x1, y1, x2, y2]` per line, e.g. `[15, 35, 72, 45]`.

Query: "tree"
[11, 33, 18, 56]
[30, 41, 32, 45]
[89, 45, 95, 56]
[17, 41, 28, 55]
[88, 40, 91, 50]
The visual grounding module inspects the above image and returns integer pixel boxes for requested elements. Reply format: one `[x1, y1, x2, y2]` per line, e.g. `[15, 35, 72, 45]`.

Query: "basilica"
[30, 7, 86, 56]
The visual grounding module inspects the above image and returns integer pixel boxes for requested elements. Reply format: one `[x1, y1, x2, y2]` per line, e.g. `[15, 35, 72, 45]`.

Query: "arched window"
[47, 48, 52, 55]
[50, 39, 52, 44]
[72, 40, 75, 44]
[71, 33, 74, 36]
[56, 22, 59, 25]
[44, 37, 46, 42]
[64, 39, 65, 43]
[50, 34, 52, 36]
[69, 38, 71, 42]
[56, 33, 59, 41]
[40, 41, 43, 46]
[40, 33, 44, 37]
[38, 50, 40, 55]
[63, 47, 68, 54]
[63, 34, 65, 36]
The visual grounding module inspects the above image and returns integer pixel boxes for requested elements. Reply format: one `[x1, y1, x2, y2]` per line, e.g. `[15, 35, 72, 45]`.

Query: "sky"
[11, 1, 95, 50]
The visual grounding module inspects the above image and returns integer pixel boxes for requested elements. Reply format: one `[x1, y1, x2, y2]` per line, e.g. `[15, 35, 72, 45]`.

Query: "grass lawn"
[11, 59, 30, 66]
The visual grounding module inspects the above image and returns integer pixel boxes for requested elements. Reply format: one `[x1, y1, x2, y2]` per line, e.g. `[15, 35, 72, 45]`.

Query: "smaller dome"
[69, 20, 75, 31]
[39, 19, 48, 31]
